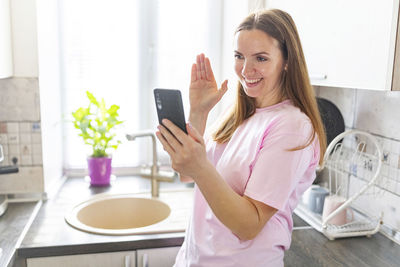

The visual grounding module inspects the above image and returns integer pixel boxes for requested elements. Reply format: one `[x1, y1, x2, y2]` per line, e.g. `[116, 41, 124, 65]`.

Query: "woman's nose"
[241, 60, 254, 77]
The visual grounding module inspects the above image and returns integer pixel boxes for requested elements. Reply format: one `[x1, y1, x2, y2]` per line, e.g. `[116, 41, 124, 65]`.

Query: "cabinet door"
[267, 0, 399, 91]
[27, 251, 136, 267]
[137, 246, 181, 267]
[0, 0, 13, 78]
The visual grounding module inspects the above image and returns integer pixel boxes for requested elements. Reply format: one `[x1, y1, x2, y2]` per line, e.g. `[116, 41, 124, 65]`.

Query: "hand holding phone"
[154, 88, 187, 134]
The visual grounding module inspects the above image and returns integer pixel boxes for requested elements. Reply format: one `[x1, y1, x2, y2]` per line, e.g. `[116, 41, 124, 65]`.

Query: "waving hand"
[190, 54, 228, 116]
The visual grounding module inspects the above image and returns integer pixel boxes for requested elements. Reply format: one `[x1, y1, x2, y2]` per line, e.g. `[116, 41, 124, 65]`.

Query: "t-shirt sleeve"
[244, 121, 317, 211]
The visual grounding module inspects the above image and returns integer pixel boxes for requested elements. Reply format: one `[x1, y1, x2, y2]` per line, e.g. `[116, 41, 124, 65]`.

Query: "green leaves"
[71, 91, 123, 158]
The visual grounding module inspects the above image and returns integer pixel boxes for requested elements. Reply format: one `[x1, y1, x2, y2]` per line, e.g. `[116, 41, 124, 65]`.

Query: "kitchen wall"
[0, 0, 60, 195]
[0, 78, 44, 194]
[315, 86, 400, 240]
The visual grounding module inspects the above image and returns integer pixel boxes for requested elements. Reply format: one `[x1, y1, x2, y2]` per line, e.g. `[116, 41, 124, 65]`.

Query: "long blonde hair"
[212, 9, 326, 164]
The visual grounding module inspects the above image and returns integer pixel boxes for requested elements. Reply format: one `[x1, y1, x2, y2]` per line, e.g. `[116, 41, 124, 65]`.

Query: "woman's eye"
[234, 54, 243, 59]
[257, 56, 267, 62]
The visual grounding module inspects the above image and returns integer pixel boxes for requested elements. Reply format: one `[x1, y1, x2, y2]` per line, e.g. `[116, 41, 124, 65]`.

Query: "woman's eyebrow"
[253, 52, 270, 56]
[233, 50, 270, 56]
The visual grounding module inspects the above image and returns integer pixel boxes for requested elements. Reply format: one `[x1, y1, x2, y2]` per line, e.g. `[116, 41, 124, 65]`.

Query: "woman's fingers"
[196, 54, 202, 80]
[191, 63, 197, 82]
[195, 53, 207, 80]
[194, 53, 218, 82]
[161, 119, 190, 146]
[155, 130, 176, 155]
[219, 80, 228, 97]
[204, 57, 215, 81]
[157, 123, 183, 150]
[200, 54, 206, 80]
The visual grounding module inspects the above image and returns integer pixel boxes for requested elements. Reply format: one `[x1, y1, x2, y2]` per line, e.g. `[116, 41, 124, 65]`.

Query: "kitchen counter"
[7, 175, 400, 266]
[0, 202, 37, 267]
[18, 176, 190, 260]
[285, 226, 400, 266]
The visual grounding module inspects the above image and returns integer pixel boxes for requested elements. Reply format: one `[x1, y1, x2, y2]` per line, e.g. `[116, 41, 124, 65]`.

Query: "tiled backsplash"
[0, 78, 44, 194]
[0, 122, 42, 167]
[315, 86, 400, 242]
[375, 135, 400, 197]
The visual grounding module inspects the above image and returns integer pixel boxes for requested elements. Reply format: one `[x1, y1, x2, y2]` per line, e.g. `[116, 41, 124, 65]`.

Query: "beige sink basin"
[65, 193, 172, 235]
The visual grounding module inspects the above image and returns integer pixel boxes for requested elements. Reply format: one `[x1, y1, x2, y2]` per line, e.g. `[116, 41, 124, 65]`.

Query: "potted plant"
[72, 91, 123, 186]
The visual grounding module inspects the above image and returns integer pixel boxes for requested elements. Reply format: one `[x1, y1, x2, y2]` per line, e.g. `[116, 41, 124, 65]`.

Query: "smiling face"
[234, 29, 287, 108]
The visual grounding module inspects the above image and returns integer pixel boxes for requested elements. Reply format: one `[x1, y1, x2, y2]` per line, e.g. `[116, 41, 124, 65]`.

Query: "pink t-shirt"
[174, 100, 320, 267]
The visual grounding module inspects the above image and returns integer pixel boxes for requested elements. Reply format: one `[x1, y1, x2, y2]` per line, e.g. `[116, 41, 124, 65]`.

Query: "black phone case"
[154, 88, 187, 134]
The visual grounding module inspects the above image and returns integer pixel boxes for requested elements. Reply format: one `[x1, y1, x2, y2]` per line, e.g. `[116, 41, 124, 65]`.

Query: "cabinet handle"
[125, 255, 131, 267]
[310, 74, 328, 80]
[142, 253, 149, 267]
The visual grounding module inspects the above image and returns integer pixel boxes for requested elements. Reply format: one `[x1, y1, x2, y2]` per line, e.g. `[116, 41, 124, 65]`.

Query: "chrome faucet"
[0, 144, 3, 163]
[126, 130, 177, 197]
[0, 144, 19, 175]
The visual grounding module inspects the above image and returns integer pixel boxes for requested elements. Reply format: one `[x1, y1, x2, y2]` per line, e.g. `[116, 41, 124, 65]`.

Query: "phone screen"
[154, 88, 187, 134]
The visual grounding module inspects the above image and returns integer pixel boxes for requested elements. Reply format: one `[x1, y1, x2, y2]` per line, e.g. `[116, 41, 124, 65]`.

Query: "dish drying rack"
[294, 130, 384, 240]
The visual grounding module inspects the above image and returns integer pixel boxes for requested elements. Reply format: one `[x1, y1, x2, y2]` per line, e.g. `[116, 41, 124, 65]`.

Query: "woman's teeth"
[245, 78, 262, 84]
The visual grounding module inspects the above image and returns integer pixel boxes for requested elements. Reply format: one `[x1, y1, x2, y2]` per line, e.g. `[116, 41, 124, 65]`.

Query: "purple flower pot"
[87, 157, 112, 186]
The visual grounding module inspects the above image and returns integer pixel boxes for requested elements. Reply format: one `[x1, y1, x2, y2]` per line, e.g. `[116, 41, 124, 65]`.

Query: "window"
[59, 0, 224, 170]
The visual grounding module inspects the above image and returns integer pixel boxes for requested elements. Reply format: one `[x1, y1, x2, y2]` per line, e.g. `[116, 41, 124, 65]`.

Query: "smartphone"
[154, 88, 187, 134]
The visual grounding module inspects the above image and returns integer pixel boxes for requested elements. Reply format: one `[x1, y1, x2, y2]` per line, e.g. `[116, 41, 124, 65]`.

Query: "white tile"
[31, 133, 42, 144]
[390, 154, 398, 169]
[383, 150, 390, 164]
[0, 166, 44, 194]
[20, 155, 33, 166]
[32, 153, 42, 165]
[31, 122, 41, 133]
[354, 90, 400, 139]
[383, 139, 391, 153]
[19, 122, 31, 133]
[391, 141, 400, 154]
[391, 167, 399, 181]
[380, 191, 400, 229]
[397, 181, 400, 195]
[381, 164, 389, 177]
[8, 134, 19, 144]
[19, 133, 32, 144]
[20, 144, 32, 156]
[376, 136, 384, 149]
[9, 144, 20, 155]
[8, 154, 20, 165]
[0, 122, 7, 133]
[386, 179, 397, 194]
[7, 122, 19, 133]
[381, 177, 390, 191]
[0, 134, 8, 144]
[32, 144, 42, 155]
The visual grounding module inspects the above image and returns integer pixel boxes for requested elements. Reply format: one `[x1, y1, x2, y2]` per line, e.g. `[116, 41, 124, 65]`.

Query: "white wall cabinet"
[27, 250, 137, 267]
[266, 0, 400, 91]
[9, 0, 38, 77]
[26, 246, 181, 267]
[0, 0, 13, 78]
[137, 246, 181, 267]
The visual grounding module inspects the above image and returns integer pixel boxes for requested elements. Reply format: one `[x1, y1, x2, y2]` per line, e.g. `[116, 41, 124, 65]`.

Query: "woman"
[156, 9, 326, 267]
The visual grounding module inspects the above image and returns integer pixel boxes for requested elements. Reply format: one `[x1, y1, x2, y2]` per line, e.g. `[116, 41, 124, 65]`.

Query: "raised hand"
[190, 54, 228, 115]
